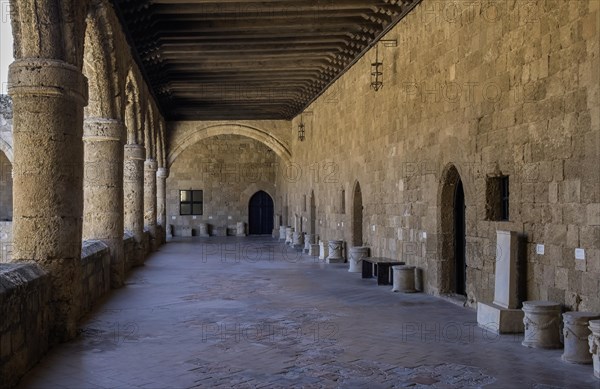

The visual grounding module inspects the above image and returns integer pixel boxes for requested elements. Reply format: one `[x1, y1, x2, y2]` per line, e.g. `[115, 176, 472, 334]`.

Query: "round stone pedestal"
[348, 246, 369, 272]
[285, 227, 294, 245]
[589, 320, 600, 378]
[279, 226, 287, 241]
[562, 312, 600, 364]
[198, 223, 209, 237]
[327, 240, 344, 263]
[522, 301, 562, 349]
[392, 265, 417, 293]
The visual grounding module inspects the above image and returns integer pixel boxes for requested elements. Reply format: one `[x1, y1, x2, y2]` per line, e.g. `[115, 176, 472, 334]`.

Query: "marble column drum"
[522, 301, 563, 349]
[9, 59, 88, 341]
[348, 246, 369, 272]
[562, 312, 600, 364]
[156, 167, 168, 243]
[327, 240, 344, 263]
[83, 118, 125, 289]
[144, 159, 158, 240]
[124, 144, 146, 265]
[392, 265, 417, 293]
[589, 320, 600, 378]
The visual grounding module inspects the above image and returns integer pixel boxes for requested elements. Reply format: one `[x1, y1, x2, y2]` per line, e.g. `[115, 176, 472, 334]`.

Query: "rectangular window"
[500, 176, 509, 221]
[485, 176, 509, 221]
[180, 190, 203, 215]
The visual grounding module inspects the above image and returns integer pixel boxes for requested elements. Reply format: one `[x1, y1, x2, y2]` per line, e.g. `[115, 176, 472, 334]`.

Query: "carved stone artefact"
[304, 234, 316, 253]
[477, 230, 524, 334]
[327, 240, 344, 263]
[198, 223, 209, 237]
[522, 301, 562, 349]
[588, 320, 600, 378]
[285, 227, 294, 245]
[348, 246, 369, 273]
[279, 225, 286, 241]
[562, 312, 600, 364]
[236, 222, 246, 236]
[392, 265, 417, 293]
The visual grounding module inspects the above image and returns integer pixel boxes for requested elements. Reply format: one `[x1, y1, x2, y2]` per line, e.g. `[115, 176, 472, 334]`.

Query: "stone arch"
[125, 68, 142, 145]
[83, 2, 121, 120]
[168, 124, 291, 167]
[0, 137, 13, 163]
[9, 0, 88, 68]
[351, 180, 363, 247]
[240, 182, 276, 215]
[437, 163, 467, 296]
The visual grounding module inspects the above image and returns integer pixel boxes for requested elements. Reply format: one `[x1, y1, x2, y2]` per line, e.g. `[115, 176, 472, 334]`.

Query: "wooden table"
[362, 257, 405, 285]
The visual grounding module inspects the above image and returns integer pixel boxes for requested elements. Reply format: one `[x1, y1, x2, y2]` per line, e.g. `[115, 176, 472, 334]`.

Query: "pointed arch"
[168, 123, 291, 166]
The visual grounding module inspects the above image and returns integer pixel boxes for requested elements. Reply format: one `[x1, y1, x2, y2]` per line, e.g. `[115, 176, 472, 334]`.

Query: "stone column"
[83, 118, 125, 289]
[124, 144, 145, 265]
[9, 59, 88, 340]
[156, 167, 168, 243]
[144, 159, 158, 243]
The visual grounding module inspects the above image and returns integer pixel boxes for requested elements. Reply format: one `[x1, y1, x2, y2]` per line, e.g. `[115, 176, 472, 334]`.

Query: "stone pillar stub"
[494, 230, 519, 309]
[9, 58, 88, 340]
[83, 117, 125, 289]
[124, 144, 145, 248]
[521, 300, 562, 349]
[144, 159, 158, 239]
[156, 167, 168, 242]
[477, 230, 524, 334]
[327, 240, 344, 263]
[392, 265, 417, 293]
[349, 246, 369, 273]
[561, 312, 600, 364]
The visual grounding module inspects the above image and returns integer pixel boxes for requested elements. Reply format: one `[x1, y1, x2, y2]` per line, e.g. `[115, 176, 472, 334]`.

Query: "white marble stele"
[477, 230, 524, 334]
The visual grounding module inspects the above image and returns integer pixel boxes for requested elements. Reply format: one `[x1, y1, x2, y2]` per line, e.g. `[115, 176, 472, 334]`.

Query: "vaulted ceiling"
[113, 0, 421, 121]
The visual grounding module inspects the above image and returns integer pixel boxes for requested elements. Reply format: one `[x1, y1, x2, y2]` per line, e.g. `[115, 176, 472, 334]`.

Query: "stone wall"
[0, 263, 50, 389]
[80, 241, 111, 316]
[277, 0, 600, 310]
[167, 134, 280, 235]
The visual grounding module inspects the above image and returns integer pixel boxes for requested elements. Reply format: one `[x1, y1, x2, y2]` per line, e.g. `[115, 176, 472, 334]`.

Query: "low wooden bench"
[362, 257, 405, 285]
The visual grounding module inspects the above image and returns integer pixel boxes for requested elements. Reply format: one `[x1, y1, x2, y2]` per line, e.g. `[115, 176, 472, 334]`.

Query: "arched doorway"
[248, 191, 274, 235]
[439, 165, 467, 296]
[352, 182, 363, 246]
[454, 179, 466, 295]
[309, 191, 316, 234]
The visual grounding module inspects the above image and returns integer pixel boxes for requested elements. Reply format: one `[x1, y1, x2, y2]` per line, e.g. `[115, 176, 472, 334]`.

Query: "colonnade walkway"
[19, 237, 597, 388]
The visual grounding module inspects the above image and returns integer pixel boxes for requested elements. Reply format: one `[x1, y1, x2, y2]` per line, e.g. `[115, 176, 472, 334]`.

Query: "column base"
[477, 302, 524, 334]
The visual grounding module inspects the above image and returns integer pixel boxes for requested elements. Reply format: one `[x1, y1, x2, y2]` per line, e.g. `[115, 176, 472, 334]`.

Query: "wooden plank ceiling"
[113, 0, 421, 120]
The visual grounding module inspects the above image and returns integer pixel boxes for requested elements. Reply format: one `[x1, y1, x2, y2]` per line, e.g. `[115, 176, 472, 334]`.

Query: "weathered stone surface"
[83, 118, 125, 288]
[144, 159, 158, 240]
[562, 311, 600, 364]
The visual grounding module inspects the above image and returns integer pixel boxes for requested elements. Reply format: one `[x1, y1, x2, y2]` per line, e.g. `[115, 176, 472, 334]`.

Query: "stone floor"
[18, 237, 600, 389]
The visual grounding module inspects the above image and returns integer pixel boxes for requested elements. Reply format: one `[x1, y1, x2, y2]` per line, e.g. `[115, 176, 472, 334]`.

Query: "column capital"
[157, 167, 169, 179]
[83, 118, 124, 143]
[8, 59, 88, 105]
[124, 144, 146, 161]
[144, 159, 159, 171]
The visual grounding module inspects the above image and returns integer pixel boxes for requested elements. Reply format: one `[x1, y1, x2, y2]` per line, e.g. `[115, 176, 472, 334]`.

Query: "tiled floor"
[19, 237, 600, 388]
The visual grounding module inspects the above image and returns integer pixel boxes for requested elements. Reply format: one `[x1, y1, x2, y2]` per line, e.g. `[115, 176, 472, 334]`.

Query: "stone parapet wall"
[0, 263, 50, 389]
[80, 241, 111, 316]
